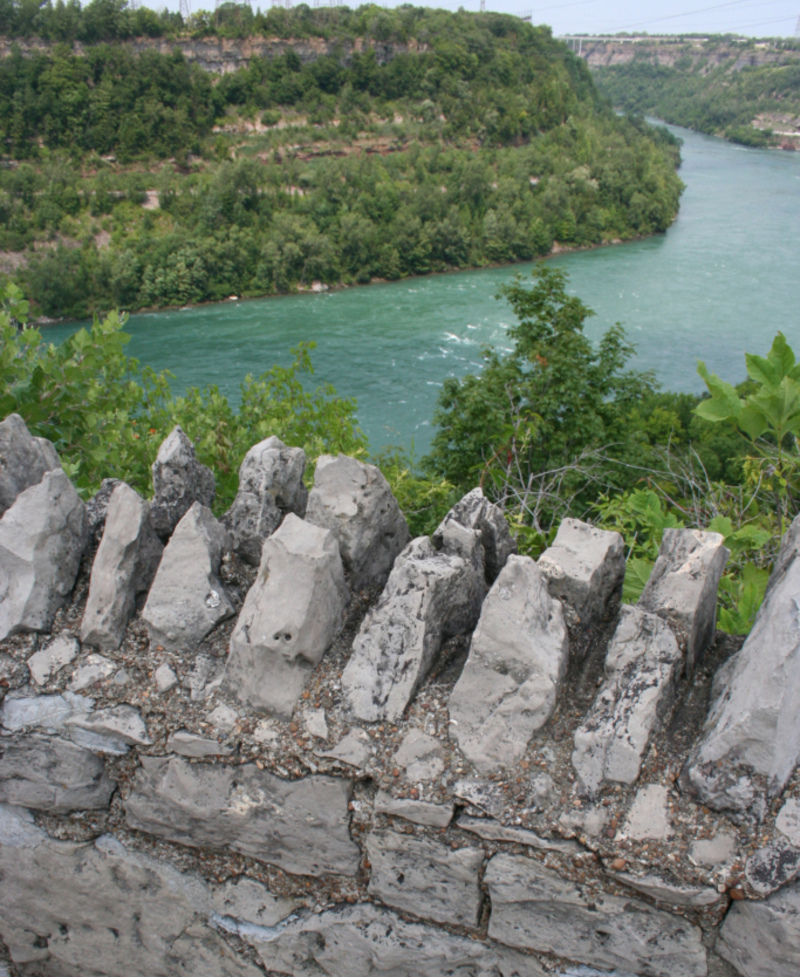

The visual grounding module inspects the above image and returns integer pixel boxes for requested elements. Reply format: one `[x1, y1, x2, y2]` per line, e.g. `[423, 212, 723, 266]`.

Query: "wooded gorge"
[0, 4, 682, 318]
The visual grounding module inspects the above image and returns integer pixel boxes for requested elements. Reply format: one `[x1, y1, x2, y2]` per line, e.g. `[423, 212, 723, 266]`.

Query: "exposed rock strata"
[0, 413, 60, 516]
[432, 486, 516, 583]
[149, 426, 215, 537]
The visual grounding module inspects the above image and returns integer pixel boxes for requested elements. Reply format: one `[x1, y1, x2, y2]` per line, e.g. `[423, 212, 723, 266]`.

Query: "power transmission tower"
[128, 0, 139, 10]
[795, 14, 800, 37]
[179, 0, 191, 20]
[480, 0, 485, 12]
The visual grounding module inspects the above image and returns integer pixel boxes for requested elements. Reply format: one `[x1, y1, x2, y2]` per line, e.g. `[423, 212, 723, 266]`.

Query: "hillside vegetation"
[591, 35, 800, 148]
[0, 4, 682, 318]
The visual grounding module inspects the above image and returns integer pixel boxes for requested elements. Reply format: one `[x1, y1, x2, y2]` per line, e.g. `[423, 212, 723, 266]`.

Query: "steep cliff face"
[579, 37, 795, 71]
[0, 34, 429, 72]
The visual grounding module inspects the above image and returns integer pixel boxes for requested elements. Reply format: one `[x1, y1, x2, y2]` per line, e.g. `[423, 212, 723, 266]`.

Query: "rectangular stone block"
[366, 831, 483, 927]
[485, 853, 706, 977]
[125, 755, 359, 878]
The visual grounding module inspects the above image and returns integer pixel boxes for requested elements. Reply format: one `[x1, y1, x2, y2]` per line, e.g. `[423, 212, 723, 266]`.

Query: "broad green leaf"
[745, 353, 780, 389]
[767, 332, 796, 379]
[738, 403, 769, 440]
[623, 558, 654, 604]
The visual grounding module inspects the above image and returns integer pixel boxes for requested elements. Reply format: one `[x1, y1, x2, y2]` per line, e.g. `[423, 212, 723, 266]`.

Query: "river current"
[47, 123, 800, 454]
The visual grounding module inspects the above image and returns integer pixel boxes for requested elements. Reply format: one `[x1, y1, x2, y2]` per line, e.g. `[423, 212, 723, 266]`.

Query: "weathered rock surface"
[0, 732, 115, 812]
[392, 728, 445, 781]
[639, 527, 728, 671]
[125, 755, 359, 877]
[776, 798, 800, 848]
[374, 791, 454, 827]
[608, 869, 722, 908]
[166, 729, 234, 757]
[572, 606, 683, 796]
[317, 727, 372, 768]
[149, 426, 215, 537]
[26, 634, 79, 685]
[745, 839, 800, 896]
[485, 853, 707, 977]
[142, 502, 233, 653]
[85, 476, 123, 544]
[537, 517, 625, 626]
[682, 514, 800, 820]
[224, 514, 348, 718]
[448, 555, 568, 774]
[366, 831, 483, 927]
[432, 486, 516, 583]
[716, 879, 800, 977]
[81, 482, 163, 650]
[342, 525, 486, 722]
[223, 435, 308, 565]
[256, 903, 546, 977]
[0, 469, 87, 640]
[457, 815, 581, 854]
[211, 875, 297, 928]
[65, 704, 152, 748]
[68, 653, 116, 691]
[0, 691, 90, 733]
[0, 805, 266, 977]
[305, 453, 410, 591]
[0, 413, 60, 516]
[623, 784, 674, 841]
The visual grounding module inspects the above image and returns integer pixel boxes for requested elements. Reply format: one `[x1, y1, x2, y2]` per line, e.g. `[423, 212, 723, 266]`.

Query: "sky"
[156, 0, 800, 39]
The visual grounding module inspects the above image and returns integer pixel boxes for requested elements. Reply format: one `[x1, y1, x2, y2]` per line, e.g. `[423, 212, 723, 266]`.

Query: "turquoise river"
[48, 123, 800, 454]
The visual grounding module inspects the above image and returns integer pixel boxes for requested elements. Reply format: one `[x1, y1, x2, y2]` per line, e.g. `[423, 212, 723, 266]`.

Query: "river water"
[47, 124, 800, 454]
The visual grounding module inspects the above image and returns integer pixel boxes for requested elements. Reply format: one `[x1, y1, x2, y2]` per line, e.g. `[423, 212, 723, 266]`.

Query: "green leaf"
[695, 361, 742, 423]
[767, 332, 796, 380]
[745, 353, 780, 389]
[623, 558, 654, 604]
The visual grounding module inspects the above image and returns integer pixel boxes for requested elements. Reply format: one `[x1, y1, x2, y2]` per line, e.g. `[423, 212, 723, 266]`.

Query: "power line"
[601, 0, 789, 36]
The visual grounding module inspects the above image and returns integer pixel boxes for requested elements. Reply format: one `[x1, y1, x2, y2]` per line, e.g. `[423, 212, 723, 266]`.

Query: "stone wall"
[1, 412, 799, 977]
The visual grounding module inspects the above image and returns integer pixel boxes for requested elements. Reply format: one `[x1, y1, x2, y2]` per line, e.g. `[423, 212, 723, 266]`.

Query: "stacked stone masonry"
[1, 414, 800, 977]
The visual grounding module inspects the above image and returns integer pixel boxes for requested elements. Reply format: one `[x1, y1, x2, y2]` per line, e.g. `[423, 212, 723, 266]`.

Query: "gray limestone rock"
[149, 426, 215, 537]
[125, 754, 359, 877]
[223, 435, 308, 565]
[342, 526, 486, 722]
[256, 903, 546, 977]
[776, 798, 800, 848]
[638, 527, 728, 671]
[211, 876, 297, 928]
[432, 486, 516, 583]
[608, 870, 722, 908]
[622, 784, 674, 841]
[142, 502, 233, 654]
[0, 691, 90, 733]
[457, 816, 581, 854]
[68, 653, 115, 691]
[317, 728, 372, 768]
[454, 778, 507, 819]
[26, 635, 79, 686]
[305, 453, 410, 591]
[537, 517, 625, 626]
[682, 514, 800, 820]
[745, 839, 800, 896]
[572, 606, 683, 797]
[166, 729, 234, 758]
[155, 662, 178, 692]
[374, 791, 454, 827]
[0, 732, 115, 812]
[224, 514, 348, 718]
[65, 704, 152, 748]
[366, 831, 483, 927]
[392, 729, 445, 782]
[716, 879, 800, 977]
[0, 805, 266, 977]
[448, 555, 569, 774]
[690, 833, 738, 868]
[85, 477, 123, 545]
[0, 413, 60, 517]
[0, 469, 87, 641]
[485, 853, 706, 977]
[81, 482, 163, 650]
